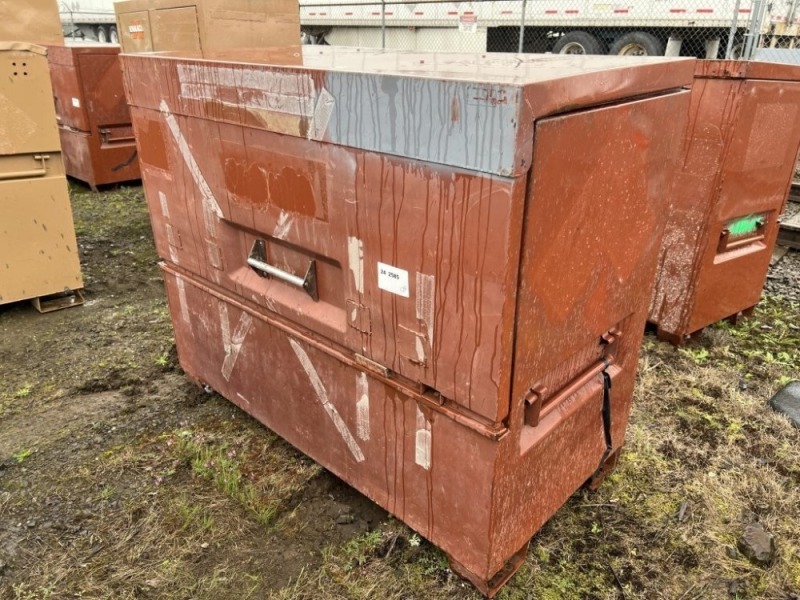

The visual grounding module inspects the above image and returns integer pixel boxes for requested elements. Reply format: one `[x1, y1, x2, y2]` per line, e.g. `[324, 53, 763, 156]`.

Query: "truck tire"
[610, 32, 664, 56]
[110, 26, 119, 44]
[96, 25, 108, 43]
[552, 31, 605, 55]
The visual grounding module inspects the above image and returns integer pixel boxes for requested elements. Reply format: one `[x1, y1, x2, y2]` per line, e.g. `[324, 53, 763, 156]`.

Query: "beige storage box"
[114, 0, 300, 53]
[0, 43, 83, 311]
[0, 0, 64, 45]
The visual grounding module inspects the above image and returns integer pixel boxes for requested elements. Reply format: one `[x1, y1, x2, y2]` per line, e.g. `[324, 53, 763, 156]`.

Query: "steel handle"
[247, 239, 319, 301]
[0, 155, 50, 181]
[524, 354, 616, 428]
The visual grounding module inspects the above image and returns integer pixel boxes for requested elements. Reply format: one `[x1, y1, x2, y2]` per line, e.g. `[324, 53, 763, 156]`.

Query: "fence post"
[743, 0, 765, 59]
[724, 0, 742, 58]
[518, 0, 528, 53]
[381, 0, 386, 49]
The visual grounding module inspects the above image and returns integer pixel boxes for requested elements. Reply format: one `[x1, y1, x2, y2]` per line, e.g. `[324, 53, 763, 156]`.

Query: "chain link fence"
[298, 0, 800, 63]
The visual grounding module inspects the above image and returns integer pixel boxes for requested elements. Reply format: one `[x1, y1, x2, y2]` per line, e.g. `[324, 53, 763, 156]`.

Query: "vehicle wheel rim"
[559, 42, 586, 54]
[619, 43, 647, 56]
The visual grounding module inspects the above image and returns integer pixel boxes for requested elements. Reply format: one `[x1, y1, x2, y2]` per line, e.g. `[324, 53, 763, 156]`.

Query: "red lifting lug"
[600, 327, 623, 347]
[523, 385, 548, 428]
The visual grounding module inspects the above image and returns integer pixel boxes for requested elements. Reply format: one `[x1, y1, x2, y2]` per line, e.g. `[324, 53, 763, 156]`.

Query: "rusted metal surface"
[122, 47, 693, 595]
[47, 44, 140, 190]
[650, 60, 800, 345]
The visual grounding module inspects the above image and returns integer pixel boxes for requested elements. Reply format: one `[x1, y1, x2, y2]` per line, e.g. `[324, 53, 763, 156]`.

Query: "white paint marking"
[347, 236, 364, 294]
[160, 100, 222, 239]
[218, 302, 253, 381]
[414, 335, 426, 363]
[158, 191, 171, 218]
[274, 210, 293, 240]
[177, 64, 317, 115]
[416, 272, 435, 344]
[356, 372, 370, 442]
[308, 87, 335, 140]
[415, 406, 432, 470]
[175, 276, 191, 325]
[289, 338, 365, 462]
[235, 392, 251, 408]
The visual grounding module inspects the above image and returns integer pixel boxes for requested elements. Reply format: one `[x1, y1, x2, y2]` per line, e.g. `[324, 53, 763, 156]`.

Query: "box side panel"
[161, 267, 497, 578]
[0, 155, 83, 304]
[0, 0, 63, 46]
[49, 52, 90, 133]
[687, 79, 800, 333]
[491, 91, 690, 573]
[130, 102, 524, 422]
[0, 50, 61, 154]
[649, 77, 737, 337]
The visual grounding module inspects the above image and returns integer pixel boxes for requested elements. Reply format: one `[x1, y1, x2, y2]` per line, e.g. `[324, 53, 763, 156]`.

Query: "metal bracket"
[247, 239, 319, 301]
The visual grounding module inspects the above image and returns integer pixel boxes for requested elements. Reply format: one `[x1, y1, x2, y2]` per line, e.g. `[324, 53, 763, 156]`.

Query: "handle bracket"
[247, 239, 319, 301]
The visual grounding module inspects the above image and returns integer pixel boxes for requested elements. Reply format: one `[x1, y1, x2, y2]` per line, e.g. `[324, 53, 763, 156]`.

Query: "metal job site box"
[650, 60, 800, 344]
[114, 0, 300, 54]
[121, 47, 694, 595]
[0, 43, 83, 311]
[0, 0, 63, 46]
[47, 44, 140, 190]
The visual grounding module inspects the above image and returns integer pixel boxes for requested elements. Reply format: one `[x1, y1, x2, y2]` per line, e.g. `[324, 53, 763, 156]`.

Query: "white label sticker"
[377, 262, 409, 297]
[71, 97, 81, 108]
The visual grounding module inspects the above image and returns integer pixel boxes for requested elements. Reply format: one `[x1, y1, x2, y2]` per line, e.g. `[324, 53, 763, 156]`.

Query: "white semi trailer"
[56, 0, 800, 57]
[299, 0, 800, 58]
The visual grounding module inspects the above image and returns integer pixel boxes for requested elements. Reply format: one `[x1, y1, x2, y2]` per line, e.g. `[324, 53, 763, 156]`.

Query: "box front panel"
[688, 79, 800, 332]
[151, 7, 202, 52]
[0, 50, 60, 155]
[117, 10, 153, 53]
[132, 103, 524, 422]
[0, 154, 83, 304]
[161, 267, 496, 578]
[496, 91, 690, 569]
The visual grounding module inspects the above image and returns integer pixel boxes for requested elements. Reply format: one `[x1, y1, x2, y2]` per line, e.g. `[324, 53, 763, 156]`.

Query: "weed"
[12, 385, 32, 399]
[12, 449, 32, 463]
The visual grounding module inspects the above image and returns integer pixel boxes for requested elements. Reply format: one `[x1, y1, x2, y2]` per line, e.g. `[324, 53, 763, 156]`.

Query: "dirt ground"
[1, 185, 799, 600]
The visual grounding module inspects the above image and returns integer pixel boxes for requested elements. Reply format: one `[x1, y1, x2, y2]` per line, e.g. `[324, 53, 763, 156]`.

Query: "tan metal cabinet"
[0, 44, 83, 311]
[114, 0, 300, 54]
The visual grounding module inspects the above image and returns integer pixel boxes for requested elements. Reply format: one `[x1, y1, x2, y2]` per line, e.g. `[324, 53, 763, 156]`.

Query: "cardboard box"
[114, 0, 300, 53]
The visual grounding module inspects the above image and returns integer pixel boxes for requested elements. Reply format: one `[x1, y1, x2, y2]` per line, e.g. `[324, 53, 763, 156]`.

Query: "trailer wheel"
[96, 25, 108, 43]
[552, 31, 605, 55]
[610, 32, 664, 56]
[110, 26, 119, 44]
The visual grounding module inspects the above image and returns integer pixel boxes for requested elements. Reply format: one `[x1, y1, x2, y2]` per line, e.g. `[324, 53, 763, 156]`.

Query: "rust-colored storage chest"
[114, 0, 300, 54]
[121, 48, 693, 595]
[650, 60, 800, 344]
[47, 44, 140, 190]
[0, 43, 83, 311]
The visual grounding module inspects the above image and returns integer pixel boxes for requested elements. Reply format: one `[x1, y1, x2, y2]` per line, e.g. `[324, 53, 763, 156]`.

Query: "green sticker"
[728, 215, 763, 236]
